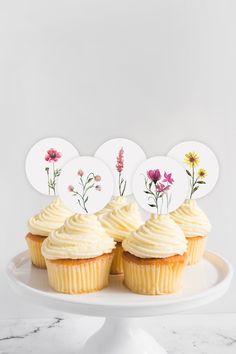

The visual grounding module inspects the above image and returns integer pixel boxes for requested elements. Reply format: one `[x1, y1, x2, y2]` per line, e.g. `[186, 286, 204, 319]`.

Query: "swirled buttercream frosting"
[96, 196, 128, 219]
[41, 214, 116, 260]
[122, 214, 187, 259]
[170, 199, 211, 237]
[100, 202, 143, 242]
[28, 198, 73, 237]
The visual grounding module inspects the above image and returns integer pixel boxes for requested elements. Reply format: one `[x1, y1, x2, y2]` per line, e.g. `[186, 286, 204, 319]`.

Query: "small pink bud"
[95, 175, 101, 182]
[68, 185, 74, 192]
[77, 169, 84, 177]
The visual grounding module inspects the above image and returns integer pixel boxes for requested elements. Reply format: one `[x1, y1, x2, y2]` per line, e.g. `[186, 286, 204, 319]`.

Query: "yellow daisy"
[184, 151, 200, 167]
[198, 168, 207, 179]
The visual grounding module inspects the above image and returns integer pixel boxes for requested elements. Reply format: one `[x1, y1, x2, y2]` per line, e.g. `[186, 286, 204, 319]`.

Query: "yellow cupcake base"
[187, 236, 206, 265]
[45, 252, 113, 294]
[110, 242, 124, 275]
[123, 252, 187, 295]
[25, 233, 46, 269]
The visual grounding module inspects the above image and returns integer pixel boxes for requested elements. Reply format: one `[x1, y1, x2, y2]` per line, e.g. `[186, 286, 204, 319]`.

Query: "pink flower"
[162, 172, 174, 185]
[68, 185, 74, 192]
[95, 175, 101, 182]
[77, 169, 84, 177]
[147, 169, 161, 183]
[116, 148, 124, 173]
[45, 148, 62, 162]
[156, 183, 170, 193]
[95, 185, 101, 191]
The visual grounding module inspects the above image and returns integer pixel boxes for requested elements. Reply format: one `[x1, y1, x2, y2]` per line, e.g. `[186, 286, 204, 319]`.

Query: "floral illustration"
[44, 148, 62, 195]
[143, 169, 174, 214]
[184, 151, 207, 198]
[68, 170, 102, 213]
[116, 147, 126, 196]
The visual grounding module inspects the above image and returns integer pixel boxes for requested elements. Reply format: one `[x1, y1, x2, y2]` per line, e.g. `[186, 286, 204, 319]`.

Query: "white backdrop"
[0, 0, 235, 318]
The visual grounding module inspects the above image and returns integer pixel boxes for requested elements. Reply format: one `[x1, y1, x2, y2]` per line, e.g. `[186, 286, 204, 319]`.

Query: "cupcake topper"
[57, 156, 114, 214]
[95, 138, 146, 196]
[132, 156, 189, 214]
[167, 141, 219, 199]
[25, 137, 79, 196]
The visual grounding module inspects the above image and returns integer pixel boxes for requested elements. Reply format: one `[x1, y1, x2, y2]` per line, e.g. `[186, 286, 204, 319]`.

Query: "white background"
[0, 0, 235, 318]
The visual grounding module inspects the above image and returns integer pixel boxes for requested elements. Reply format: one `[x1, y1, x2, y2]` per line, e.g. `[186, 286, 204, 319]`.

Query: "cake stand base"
[79, 318, 166, 354]
[7, 251, 233, 354]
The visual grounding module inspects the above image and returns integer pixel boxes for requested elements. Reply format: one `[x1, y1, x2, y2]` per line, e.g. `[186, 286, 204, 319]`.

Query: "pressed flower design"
[143, 169, 174, 214]
[116, 147, 126, 196]
[68, 170, 102, 213]
[44, 148, 62, 195]
[184, 151, 207, 198]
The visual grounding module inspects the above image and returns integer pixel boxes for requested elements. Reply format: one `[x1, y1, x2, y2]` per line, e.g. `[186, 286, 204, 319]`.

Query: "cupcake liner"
[186, 236, 206, 265]
[123, 252, 187, 295]
[110, 242, 124, 275]
[26, 233, 46, 269]
[45, 253, 113, 294]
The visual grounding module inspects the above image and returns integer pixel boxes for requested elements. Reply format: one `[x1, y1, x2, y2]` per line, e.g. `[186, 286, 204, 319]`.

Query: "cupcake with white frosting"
[96, 196, 128, 219]
[25, 197, 73, 268]
[100, 202, 143, 274]
[170, 199, 211, 265]
[42, 213, 116, 294]
[122, 214, 188, 295]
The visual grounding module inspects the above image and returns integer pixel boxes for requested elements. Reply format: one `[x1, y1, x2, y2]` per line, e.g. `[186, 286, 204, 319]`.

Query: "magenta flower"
[68, 185, 74, 192]
[116, 148, 124, 173]
[45, 148, 62, 162]
[156, 183, 170, 193]
[162, 172, 174, 185]
[147, 169, 161, 183]
[95, 175, 101, 182]
[77, 169, 84, 177]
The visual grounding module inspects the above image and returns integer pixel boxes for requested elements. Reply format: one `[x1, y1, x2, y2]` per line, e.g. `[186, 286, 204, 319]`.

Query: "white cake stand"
[7, 250, 233, 354]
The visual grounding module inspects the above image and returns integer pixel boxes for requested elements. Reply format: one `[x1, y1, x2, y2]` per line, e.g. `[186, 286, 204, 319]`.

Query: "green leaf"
[144, 190, 152, 194]
[186, 170, 192, 177]
[192, 186, 199, 194]
[87, 178, 93, 184]
[197, 181, 206, 184]
[148, 204, 156, 207]
[85, 196, 88, 203]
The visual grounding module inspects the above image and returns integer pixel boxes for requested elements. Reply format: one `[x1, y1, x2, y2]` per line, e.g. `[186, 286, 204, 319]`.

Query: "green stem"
[80, 176, 88, 213]
[155, 190, 159, 215]
[46, 169, 50, 195]
[52, 163, 56, 195]
[190, 165, 195, 199]
[118, 172, 121, 196]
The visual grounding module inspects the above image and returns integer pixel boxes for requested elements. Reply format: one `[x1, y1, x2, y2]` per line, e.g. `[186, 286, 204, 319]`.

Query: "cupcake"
[96, 196, 128, 219]
[170, 199, 211, 265]
[100, 203, 143, 274]
[41, 214, 116, 294]
[26, 197, 73, 268]
[122, 214, 188, 295]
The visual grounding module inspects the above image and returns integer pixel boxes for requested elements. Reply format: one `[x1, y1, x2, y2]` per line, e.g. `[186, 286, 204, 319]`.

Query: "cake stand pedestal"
[7, 251, 233, 354]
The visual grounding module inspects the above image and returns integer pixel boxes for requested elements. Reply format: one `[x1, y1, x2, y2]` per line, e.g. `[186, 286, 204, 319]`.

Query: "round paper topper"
[132, 156, 189, 214]
[167, 141, 219, 199]
[95, 138, 146, 196]
[58, 156, 114, 214]
[25, 137, 79, 196]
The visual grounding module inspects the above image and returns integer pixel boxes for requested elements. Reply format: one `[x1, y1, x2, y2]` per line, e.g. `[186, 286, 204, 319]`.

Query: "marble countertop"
[1, 314, 236, 354]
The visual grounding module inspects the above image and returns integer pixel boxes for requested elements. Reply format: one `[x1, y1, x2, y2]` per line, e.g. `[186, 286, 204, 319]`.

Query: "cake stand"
[7, 250, 233, 354]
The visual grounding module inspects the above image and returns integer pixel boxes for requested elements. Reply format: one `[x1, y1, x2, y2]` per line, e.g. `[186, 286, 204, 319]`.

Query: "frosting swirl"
[122, 214, 187, 258]
[100, 202, 143, 242]
[41, 214, 116, 260]
[170, 199, 211, 237]
[96, 196, 128, 219]
[28, 198, 73, 237]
